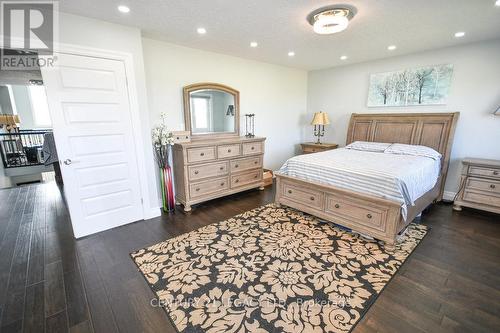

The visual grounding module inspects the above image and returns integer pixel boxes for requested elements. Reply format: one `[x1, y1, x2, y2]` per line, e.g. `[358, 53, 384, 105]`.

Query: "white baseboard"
[442, 191, 456, 201]
[144, 206, 162, 220]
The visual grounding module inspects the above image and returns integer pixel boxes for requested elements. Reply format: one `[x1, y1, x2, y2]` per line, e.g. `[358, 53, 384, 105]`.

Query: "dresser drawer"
[468, 166, 500, 180]
[463, 190, 500, 208]
[187, 146, 216, 163]
[231, 169, 262, 188]
[217, 144, 241, 159]
[281, 182, 324, 210]
[325, 194, 385, 231]
[188, 161, 228, 181]
[242, 142, 263, 155]
[303, 146, 322, 154]
[189, 177, 229, 199]
[230, 156, 262, 172]
[466, 178, 500, 195]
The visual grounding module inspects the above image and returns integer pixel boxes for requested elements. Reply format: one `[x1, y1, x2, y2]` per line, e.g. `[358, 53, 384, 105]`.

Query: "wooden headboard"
[346, 112, 459, 200]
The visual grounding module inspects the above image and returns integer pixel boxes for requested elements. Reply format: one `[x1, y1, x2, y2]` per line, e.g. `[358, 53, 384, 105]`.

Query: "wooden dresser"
[453, 158, 500, 214]
[173, 136, 266, 211]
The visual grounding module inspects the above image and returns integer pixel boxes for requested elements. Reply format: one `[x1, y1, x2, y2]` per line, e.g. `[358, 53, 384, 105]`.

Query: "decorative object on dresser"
[244, 113, 255, 138]
[310, 111, 330, 144]
[152, 113, 175, 212]
[275, 112, 459, 250]
[174, 83, 266, 212]
[171, 130, 191, 143]
[300, 142, 338, 154]
[453, 158, 500, 214]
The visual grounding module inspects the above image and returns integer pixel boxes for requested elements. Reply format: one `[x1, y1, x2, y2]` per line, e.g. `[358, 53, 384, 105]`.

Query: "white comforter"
[277, 148, 441, 220]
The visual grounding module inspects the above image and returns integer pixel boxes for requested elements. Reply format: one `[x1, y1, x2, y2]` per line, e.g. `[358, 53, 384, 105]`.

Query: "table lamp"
[311, 111, 330, 144]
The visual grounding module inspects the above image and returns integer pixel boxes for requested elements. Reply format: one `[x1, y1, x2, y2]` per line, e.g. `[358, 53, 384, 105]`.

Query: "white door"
[41, 53, 144, 237]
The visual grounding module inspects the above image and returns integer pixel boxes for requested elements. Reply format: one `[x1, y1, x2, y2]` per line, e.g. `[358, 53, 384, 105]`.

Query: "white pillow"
[384, 143, 442, 160]
[345, 141, 391, 152]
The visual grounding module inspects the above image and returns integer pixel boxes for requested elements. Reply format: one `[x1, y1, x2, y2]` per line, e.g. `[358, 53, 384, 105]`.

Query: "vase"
[160, 166, 175, 212]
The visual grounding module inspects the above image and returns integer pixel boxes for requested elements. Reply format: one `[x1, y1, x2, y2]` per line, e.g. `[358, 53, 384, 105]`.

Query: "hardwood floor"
[0, 182, 499, 333]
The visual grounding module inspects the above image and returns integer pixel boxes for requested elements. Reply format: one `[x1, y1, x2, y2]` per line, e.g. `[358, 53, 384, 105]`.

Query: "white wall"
[142, 39, 309, 170]
[58, 13, 159, 213]
[307, 39, 500, 197]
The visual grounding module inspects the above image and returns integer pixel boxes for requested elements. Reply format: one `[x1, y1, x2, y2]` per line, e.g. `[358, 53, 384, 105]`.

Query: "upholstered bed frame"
[275, 112, 459, 250]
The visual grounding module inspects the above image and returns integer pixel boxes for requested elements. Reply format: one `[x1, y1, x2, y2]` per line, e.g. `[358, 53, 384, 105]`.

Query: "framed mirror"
[183, 83, 240, 140]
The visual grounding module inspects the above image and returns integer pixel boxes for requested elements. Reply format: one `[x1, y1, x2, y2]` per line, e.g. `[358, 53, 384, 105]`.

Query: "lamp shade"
[311, 112, 330, 125]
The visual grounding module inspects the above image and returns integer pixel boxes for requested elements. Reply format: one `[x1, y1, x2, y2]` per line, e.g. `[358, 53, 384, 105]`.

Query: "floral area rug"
[131, 204, 428, 333]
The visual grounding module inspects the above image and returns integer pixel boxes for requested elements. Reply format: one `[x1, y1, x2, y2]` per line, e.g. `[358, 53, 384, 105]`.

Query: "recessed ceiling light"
[117, 5, 130, 13]
[197, 27, 207, 35]
[340, 55, 348, 60]
[387, 45, 397, 51]
[454, 31, 465, 38]
[250, 42, 258, 48]
[288, 51, 295, 57]
[496, 0, 500, 6]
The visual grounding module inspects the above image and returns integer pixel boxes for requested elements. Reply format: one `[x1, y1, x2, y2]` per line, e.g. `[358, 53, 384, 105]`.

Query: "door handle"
[63, 159, 72, 165]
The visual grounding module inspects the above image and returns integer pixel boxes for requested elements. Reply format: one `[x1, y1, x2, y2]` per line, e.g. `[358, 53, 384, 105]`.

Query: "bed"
[275, 113, 459, 250]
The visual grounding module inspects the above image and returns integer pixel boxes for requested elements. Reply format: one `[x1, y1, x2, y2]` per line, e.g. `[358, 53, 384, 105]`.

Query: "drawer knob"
[288, 190, 292, 194]
[195, 188, 200, 192]
[367, 214, 373, 219]
[176, 136, 180, 139]
[220, 166, 224, 170]
[494, 171, 499, 176]
[235, 164, 239, 168]
[220, 182, 224, 186]
[251, 146, 255, 150]
[254, 175, 258, 179]
[335, 204, 340, 209]
[200, 152, 205, 156]
[254, 161, 258, 164]
[490, 184, 496, 189]
[185, 136, 189, 139]
[235, 179, 239, 183]
[310, 196, 315, 201]
[228, 149, 231, 153]
[194, 171, 199, 175]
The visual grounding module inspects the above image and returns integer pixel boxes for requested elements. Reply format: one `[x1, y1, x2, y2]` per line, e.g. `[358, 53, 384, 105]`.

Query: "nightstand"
[453, 158, 500, 214]
[300, 142, 338, 154]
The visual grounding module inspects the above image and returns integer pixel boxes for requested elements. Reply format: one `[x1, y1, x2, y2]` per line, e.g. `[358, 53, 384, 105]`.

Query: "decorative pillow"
[384, 143, 442, 160]
[345, 141, 391, 152]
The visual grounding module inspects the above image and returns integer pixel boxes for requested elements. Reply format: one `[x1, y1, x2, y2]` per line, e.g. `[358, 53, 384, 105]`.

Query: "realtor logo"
[1, 1, 58, 70]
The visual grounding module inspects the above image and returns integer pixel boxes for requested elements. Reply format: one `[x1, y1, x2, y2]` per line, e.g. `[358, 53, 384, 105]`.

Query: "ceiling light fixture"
[250, 42, 258, 48]
[288, 51, 295, 57]
[454, 31, 465, 38]
[118, 5, 130, 13]
[340, 55, 348, 60]
[387, 45, 397, 51]
[307, 5, 356, 35]
[197, 27, 207, 35]
[496, 0, 500, 6]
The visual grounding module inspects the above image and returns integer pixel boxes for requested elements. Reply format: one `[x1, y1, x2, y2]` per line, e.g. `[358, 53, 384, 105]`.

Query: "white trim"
[443, 191, 456, 201]
[144, 207, 162, 220]
[1, 36, 157, 225]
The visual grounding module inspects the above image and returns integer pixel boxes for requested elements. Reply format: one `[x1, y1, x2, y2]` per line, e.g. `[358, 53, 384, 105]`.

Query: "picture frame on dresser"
[173, 83, 266, 212]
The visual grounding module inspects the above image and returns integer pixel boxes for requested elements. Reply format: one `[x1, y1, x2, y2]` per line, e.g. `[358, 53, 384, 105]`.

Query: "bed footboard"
[275, 174, 405, 250]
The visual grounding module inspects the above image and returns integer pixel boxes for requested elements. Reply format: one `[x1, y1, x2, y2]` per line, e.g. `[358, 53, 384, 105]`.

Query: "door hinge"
[141, 198, 144, 204]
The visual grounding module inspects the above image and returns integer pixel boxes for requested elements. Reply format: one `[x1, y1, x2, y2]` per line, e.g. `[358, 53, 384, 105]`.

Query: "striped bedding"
[276, 148, 441, 220]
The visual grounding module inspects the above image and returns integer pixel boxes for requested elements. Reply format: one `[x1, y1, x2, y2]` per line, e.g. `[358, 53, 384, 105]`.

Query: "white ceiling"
[59, 0, 500, 70]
